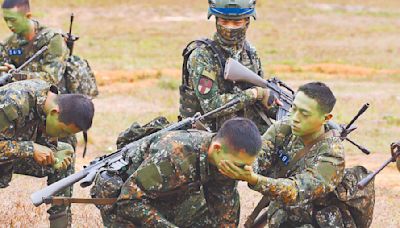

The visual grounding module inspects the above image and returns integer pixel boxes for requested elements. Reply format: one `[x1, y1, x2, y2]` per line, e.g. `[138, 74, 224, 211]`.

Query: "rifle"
[245, 103, 372, 228]
[224, 58, 294, 120]
[0, 46, 49, 86]
[63, 13, 79, 57]
[357, 141, 400, 189]
[30, 98, 240, 207]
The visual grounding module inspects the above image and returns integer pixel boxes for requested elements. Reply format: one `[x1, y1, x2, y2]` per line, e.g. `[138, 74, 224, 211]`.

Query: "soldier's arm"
[203, 177, 239, 226]
[116, 171, 178, 228]
[253, 121, 285, 176]
[0, 95, 35, 160]
[188, 47, 259, 117]
[19, 34, 68, 84]
[0, 42, 7, 66]
[250, 138, 345, 205]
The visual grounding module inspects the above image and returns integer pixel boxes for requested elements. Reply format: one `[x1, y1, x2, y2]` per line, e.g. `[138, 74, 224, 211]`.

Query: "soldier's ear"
[49, 107, 60, 116]
[212, 143, 222, 153]
[25, 12, 32, 19]
[324, 113, 333, 123]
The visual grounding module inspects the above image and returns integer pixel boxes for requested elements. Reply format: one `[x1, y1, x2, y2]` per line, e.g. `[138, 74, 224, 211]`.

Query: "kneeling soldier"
[0, 79, 94, 227]
[92, 118, 262, 227]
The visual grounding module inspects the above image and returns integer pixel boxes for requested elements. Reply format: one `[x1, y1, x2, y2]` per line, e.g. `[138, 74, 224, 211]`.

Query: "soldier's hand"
[253, 87, 283, 110]
[218, 160, 258, 185]
[3, 63, 15, 72]
[33, 143, 55, 166]
[53, 149, 74, 170]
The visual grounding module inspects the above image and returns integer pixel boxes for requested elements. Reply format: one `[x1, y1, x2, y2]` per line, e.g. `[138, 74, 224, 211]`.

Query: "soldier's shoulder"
[268, 118, 292, 135]
[317, 136, 344, 158]
[35, 23, 63, 45]
[188, 42, 215, 61]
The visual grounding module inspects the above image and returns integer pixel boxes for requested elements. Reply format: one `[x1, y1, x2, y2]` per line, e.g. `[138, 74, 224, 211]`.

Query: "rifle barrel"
[357, 156, 392, 189]
[344, 103, 369, 132]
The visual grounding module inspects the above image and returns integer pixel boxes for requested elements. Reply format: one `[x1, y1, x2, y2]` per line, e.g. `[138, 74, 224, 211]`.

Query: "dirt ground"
[1, 76, 399, 228]
[0, 0, 400, 227]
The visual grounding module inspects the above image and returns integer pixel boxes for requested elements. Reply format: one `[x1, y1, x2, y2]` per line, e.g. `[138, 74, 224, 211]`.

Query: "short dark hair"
[2, 0, 30, 12]
[57, 94, 95, 131]
[298, 82, 336, 113]
[215, 118, 261, 156]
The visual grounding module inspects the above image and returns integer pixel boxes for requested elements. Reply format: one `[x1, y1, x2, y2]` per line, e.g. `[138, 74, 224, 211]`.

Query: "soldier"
[91, 118, 262, 227]
[179, 0, 276, 133]
[219, 82, 350, 227]
[0, 0, 68, 86]
[0, 79, 95, 227]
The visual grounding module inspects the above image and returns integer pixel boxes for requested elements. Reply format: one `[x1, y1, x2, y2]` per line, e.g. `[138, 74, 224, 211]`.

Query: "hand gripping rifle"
[0, 46, 49, 86]
[62, 13, 79, 57]
[224, 58, 294, 120]
[30, 98, 240, 207]
[245, 103, 372, 228]
[357, 141, 400, 189]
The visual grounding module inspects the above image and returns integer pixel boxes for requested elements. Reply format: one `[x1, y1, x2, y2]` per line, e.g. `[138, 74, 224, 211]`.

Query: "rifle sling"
[45, 197, 117, 206]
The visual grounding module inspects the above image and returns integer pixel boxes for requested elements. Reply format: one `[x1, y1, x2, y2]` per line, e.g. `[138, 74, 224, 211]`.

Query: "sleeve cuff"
[17, 141, 35, 158]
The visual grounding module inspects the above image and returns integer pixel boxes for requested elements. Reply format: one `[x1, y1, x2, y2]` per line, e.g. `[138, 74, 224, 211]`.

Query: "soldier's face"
[2, 8, 31, 35]
[289, 91, 329, 137]
[46, 111, 81, 138]
[217, 18, 248, 29]
[210, 142, 256, 170]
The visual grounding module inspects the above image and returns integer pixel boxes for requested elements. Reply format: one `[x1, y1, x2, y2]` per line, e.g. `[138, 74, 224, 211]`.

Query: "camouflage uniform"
[0, 19, 78, 147]
[0, 79, 74, 222]
[0, 20, 69, 86]
[252, 118, 347, 227]
[92, 130, 240, 228]
[180, 33, 273, 133]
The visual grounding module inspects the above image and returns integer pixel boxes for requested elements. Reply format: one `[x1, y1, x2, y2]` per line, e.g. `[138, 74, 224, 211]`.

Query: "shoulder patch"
[197, 76, 214, 95]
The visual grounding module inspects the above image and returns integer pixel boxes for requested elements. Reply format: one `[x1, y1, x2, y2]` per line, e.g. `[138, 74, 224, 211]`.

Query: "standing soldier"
[0, 79, 95, 227]
[179, 0, 275, 133]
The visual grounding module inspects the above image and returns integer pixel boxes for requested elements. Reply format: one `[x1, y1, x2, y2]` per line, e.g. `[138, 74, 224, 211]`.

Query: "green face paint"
[212, 143, 256, 170]
[2, 8, 31, 35]
[45, 111, 81, 138]
[289, 91, 327, 137]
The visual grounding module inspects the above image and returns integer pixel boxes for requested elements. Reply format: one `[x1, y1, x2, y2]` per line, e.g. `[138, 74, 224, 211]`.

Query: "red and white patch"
[197, 76, 213, 95]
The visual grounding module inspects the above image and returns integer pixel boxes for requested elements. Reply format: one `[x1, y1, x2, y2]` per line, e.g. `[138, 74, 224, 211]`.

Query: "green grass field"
[0, 0, 399, 227]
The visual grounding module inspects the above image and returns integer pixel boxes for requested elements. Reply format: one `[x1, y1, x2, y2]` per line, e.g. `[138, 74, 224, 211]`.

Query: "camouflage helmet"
[208, 0, 257, 20]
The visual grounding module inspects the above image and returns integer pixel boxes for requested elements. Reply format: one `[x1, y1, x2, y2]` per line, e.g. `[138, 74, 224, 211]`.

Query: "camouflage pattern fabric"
[116, 116, 170, 149]
[92, 130, 240, 228]
[62, 55, 99, 98]
[0, 20, 68, 85]
[252, 118, 347, 227]
[180, 32, 272, 133]
[0, 79, 74, 220]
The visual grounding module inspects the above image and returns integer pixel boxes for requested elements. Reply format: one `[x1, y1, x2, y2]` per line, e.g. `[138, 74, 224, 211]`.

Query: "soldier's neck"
[22, 20, 36, 41]
[300, 126, 325, 146]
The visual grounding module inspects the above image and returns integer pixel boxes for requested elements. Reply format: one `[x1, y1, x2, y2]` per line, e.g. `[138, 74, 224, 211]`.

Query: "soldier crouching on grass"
[91, 118, 262, 227]
[218, 82, 361, 227]
[0, 79, 94, 227]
